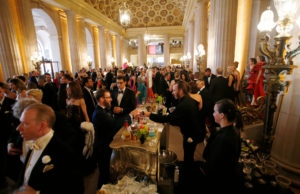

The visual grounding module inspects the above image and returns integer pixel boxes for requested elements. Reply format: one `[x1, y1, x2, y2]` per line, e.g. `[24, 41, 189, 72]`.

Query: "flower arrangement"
[135, 124, 149, 144]
[154, 94, 162, 104]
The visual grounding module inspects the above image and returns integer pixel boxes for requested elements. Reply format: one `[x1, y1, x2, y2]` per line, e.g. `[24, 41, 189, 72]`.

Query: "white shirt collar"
[84, 86, 91, 92]
[200, 86, 205, 91]
[33, 129, 54, 150]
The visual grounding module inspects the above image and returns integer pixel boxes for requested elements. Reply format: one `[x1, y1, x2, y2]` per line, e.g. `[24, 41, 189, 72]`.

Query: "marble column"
[138, 35, 146, 67]
[58, 10, 72, 73]
[116, 34, 121, 68]
[66, 11, 81, 73]
[93, 26, 100, 69]
[0, 0, 23, 80]
[98, 26, 107, 68]
[234, 0, 253, 77]
[187, 21, 194, 71]
[106, 31, 112, 68]
[163, 34, 170, 66]
[193, 0, 208, 71]
[207, 0, 238, 74]
[11, 0, 38, 73]
[184, 30, 188, 55]
[270, 20, 300, 186]
[111, 34, 117, 68]
[77, 17, 88, 69]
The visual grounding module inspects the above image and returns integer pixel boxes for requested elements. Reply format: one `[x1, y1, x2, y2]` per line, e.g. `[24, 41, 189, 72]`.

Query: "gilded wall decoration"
[84, 0, 187, 28]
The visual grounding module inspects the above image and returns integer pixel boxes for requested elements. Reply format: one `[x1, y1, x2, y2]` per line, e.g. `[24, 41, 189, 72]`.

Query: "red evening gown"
[246, 62, 266, 101]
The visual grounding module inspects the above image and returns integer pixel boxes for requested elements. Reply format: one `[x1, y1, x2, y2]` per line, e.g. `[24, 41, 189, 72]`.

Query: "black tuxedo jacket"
[160, 78, 170, 97]
[204, 74, 216, 89]
[111, 87, 136, 117]
[200, 87, 212, 117]
[150, 95, 206, 143]
[0, 97, 16, 146]
[17, 134, 84, 194]
[92, 105, 128, 155]
[82, 87, 96, 121]
[209, 76, 229, 105]
[41, 82, 58, 110]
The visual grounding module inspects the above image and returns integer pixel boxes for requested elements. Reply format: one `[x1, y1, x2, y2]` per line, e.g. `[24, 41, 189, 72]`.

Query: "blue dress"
[137, 83, 147, 104]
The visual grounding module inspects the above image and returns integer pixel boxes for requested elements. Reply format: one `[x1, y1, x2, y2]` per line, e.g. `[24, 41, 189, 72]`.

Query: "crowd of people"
[0, 58, 266, 193]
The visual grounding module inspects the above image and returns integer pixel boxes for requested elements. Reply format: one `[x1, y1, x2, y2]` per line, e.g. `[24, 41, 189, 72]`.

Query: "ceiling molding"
[43, 0, 124, 35]
[125, 26, 185, 39]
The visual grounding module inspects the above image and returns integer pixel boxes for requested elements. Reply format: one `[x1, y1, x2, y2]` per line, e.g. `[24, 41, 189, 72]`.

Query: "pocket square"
[43, 164, 54, 173]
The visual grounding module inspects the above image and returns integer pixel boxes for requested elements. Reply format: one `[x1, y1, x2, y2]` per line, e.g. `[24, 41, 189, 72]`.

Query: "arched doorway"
[85, 27, 95, 69]
[32, 8, 62, 75]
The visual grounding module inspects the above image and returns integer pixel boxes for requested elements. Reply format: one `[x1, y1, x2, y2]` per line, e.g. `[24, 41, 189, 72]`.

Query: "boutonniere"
[42, 155, 54, 173]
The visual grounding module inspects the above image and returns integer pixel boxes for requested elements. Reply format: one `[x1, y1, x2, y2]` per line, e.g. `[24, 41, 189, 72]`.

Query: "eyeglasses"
[104, 96, 112, 99]
[117, 82, 124, 84]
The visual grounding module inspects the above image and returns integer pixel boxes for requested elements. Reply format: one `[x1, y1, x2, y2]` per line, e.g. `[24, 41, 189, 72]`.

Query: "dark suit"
[111, 87, 136, 120]
[92, 105, 128, 189]
[160, 78, 172, 108]
[57, 83, 67, 113]
[203, 125, 241, 193]
[209, 76, 229, 105]
[41, 82, 58, 110]
[17, 134, 84, 194]
[82, 87, 96, 121]
[0, 97, 16, 187]
[204, 74, 216, 89]
[105, 71, 113, 89]
[150, 95, 206, 165]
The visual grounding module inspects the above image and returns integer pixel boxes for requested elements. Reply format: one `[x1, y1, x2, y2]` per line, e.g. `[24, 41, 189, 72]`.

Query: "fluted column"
[163, 34, 170, 66]
[77, 17, 88, 69]
[98, 26, 106, 68]
[207, 0, 238, 74]
[138, 35, 146, 67]
[66, 11, 81, 73]
[188, 21, 194, 71]
[194, 0, 208, 71]
[116, 34, 121, 68]
[184, 30, 188, 55]
[106, 31, 112, 68]
[234, 0, 253, 77]
[92, 26, 100, 69]
[10, 0, 38, 73]
[111, 34, 117, 68]
[58, 10, 72, 73]
[0, 0, 23, 80]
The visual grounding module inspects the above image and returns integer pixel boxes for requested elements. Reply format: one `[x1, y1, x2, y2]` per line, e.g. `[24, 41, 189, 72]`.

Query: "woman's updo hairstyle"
[215, 99, 243, 131]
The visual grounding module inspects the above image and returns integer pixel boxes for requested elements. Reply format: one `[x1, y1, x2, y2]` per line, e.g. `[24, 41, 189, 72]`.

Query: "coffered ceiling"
[84, 0, 187, 28]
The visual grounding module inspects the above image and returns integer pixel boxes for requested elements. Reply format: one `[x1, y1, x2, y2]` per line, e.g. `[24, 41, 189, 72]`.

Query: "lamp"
[180, 53, 192, 68]
[194, 44, 206, 72]
[31, 52, 41, 74]
[257, 0, 300, 152]
[119, 2, 131, 27]
[86, 56, 92, 69]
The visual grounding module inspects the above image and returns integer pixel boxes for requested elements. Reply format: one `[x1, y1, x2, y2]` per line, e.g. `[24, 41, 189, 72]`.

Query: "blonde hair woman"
[26, 89, 43, 102]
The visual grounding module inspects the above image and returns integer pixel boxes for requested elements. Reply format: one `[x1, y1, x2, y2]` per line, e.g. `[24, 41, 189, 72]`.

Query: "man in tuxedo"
[140, 81, 206, 189]
[0, 83, 16, 191]
[57, 74, 72, 113]
[82, 77, 97, 121]
[160, 72, 172, 108]
[39, 74, 58, 110]
[14, 103, 83, 194]
[209, 67, 229, 106]
[203, 68, 216, 89]
[93, 89, 132, 189]
[111, 76, 136, 121]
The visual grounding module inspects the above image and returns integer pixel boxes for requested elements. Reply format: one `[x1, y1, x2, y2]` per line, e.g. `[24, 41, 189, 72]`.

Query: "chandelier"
[257, 0, 300, 152]
[119, 2, 131, 27]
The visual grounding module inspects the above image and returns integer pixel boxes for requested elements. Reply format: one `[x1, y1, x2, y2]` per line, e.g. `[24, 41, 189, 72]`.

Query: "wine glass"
[142, 97, 146, 105]
[162, 97, 167, 105]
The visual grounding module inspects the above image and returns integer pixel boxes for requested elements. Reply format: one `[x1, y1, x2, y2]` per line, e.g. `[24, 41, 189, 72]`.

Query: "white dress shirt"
[24, 129, 54, 185]
[117, 88, 125, 106]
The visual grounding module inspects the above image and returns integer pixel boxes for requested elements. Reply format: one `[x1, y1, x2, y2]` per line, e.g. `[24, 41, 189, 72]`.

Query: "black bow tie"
[118, 90, 124, 94]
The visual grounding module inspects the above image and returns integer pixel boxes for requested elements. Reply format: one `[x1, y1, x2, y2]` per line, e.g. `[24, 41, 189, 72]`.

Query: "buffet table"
[110, 119, 165, 182]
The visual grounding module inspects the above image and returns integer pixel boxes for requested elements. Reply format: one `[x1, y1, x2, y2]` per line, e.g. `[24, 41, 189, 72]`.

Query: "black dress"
[227, 74, 236, 102]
